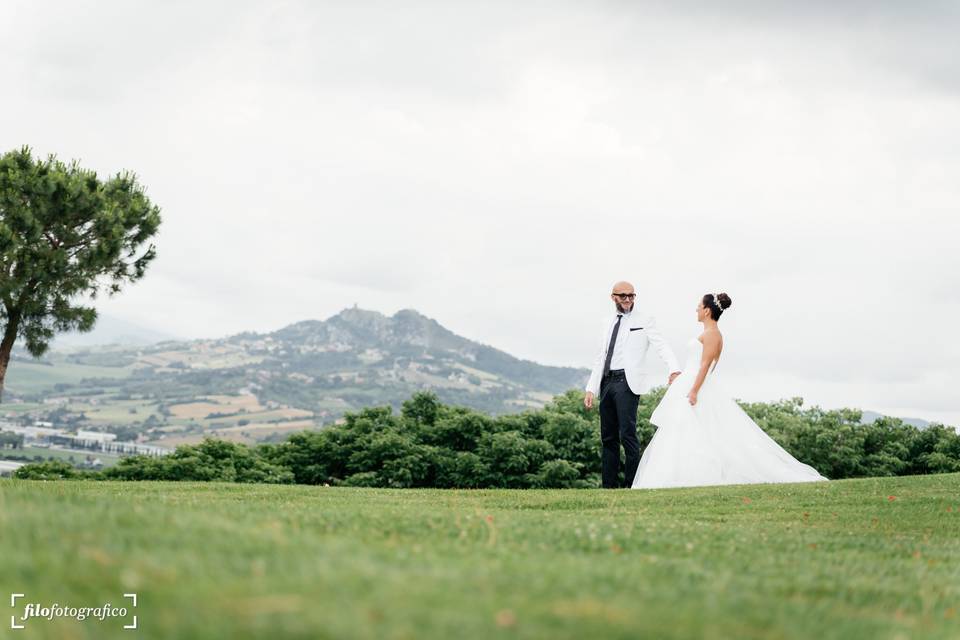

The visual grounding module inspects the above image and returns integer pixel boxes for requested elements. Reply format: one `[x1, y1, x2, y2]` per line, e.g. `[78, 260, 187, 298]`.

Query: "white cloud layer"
[2, 1, 957, 423]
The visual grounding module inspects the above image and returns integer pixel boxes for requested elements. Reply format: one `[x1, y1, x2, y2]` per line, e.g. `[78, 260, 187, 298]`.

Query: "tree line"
[12, 390, 960, 487]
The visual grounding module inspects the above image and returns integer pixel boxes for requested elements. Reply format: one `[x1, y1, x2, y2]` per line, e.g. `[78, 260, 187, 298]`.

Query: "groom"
[584, 281, 681, 488]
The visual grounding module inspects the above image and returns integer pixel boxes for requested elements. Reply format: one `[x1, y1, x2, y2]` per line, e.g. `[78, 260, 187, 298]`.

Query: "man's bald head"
[610, 281, 636, 313]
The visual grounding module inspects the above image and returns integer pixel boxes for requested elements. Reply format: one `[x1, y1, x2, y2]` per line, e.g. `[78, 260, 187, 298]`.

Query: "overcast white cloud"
[2, 0, 957, 424]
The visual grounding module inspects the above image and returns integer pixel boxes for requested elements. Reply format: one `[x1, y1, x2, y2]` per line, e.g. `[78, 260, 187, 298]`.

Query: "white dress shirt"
[608, 311, 630, 371]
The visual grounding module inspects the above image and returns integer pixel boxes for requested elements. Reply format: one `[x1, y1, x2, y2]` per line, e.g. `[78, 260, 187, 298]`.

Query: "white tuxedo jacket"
[585, 312, 680, 396]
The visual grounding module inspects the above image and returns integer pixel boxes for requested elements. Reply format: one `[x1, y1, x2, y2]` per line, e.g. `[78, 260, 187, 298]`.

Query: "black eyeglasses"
[611, 293, 636, 300]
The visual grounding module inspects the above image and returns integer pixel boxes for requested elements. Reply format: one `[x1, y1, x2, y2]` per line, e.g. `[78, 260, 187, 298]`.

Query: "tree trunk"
[0, 311, 20, 404]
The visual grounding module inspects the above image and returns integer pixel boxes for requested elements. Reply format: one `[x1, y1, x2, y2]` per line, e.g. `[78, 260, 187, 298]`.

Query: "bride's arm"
[687, 333, 721, 406]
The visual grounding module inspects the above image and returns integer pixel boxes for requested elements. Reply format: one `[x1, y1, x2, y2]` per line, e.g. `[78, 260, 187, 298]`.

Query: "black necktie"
[602, 314, 623, 378]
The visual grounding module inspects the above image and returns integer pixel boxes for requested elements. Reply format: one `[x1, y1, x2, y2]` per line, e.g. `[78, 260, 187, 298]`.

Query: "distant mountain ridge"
[7, 308, 591, 442]
[54, 314, 181, 347]
[222, 307, 589, 411]
[860, 411, 930, 429]
[242, 307, 585, 393]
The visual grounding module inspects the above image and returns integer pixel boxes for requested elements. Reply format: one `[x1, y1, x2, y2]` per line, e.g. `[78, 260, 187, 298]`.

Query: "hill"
[861, 410, 930, 429]
[1, 308, 588, 447]
[2, 474, 958, 639]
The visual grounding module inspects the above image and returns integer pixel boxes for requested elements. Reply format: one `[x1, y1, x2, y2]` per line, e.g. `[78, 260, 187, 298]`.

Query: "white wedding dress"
[632, 337, 828, 489]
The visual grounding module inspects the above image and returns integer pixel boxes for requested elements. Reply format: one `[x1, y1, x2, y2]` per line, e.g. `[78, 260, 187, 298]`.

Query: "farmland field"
[1, 445, 121, 467]
[156, 420, 318, 446]
[2, 474, 958, 639]
[4, 359, 131, 395]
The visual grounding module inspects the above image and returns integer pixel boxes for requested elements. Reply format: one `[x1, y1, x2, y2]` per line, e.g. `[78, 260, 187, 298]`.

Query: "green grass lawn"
[1, 474, 958, 640]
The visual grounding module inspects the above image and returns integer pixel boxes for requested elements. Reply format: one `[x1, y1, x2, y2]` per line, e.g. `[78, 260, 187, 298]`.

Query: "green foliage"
[533, 458, 589, 488]
[401, 390, 441, 426]
[252, 392, 598, 489]
[12, 390, 960, 489]
[421, 412, 494, 451]
[271, 390, 960, 488]
[0, 146, 161, 397]
[13, 459, 84, 480]
[100, 438, 293, 483]
[433, 450, 489, 488]
[737, 398, 960, 480]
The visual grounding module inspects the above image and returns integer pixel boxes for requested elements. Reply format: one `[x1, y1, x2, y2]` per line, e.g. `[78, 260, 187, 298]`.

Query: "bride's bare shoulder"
[701, 329, 723, 345]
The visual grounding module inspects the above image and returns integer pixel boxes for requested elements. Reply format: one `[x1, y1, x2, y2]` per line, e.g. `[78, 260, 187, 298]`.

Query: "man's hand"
[584, 391, 595, 410]
[667, 371, 681, 386]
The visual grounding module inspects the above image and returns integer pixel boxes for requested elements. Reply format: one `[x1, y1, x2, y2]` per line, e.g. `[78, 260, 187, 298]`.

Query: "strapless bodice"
[683, 337, 704, 370]
[681, 336, 721, 378]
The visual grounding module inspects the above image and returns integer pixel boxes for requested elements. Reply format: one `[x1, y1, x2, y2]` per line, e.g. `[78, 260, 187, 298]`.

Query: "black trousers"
[598, 373, 641, 488]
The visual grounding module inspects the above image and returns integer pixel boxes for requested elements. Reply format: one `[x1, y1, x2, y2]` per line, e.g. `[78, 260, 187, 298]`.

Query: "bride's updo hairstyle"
[703, 292, 732, 320]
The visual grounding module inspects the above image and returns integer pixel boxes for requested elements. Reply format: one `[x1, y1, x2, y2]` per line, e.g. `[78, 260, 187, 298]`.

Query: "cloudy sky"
[2, 1, 957, 424]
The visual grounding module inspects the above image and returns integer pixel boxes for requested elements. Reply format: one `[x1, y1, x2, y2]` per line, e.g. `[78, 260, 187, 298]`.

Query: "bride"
[631, 293, 828, 489]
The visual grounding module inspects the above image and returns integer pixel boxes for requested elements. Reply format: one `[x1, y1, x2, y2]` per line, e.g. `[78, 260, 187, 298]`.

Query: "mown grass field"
[1, 474, 958, 640]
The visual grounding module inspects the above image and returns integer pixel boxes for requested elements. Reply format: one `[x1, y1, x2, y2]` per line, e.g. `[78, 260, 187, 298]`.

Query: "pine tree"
[0, 147, 161, 400]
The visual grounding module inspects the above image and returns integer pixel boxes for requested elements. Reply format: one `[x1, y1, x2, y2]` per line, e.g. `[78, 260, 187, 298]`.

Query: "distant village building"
[0, 423, 170, 458]
[75, 430, 118, 444]
[0, 424, 67, 438]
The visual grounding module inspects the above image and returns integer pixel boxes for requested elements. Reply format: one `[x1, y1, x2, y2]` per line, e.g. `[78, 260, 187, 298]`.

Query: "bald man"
[585, 281, 681, 488]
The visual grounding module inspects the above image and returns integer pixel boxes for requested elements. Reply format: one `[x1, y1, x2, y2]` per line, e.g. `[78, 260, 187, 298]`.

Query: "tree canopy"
[15, 390, 960, 487]
[0, 147, 161, 399]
